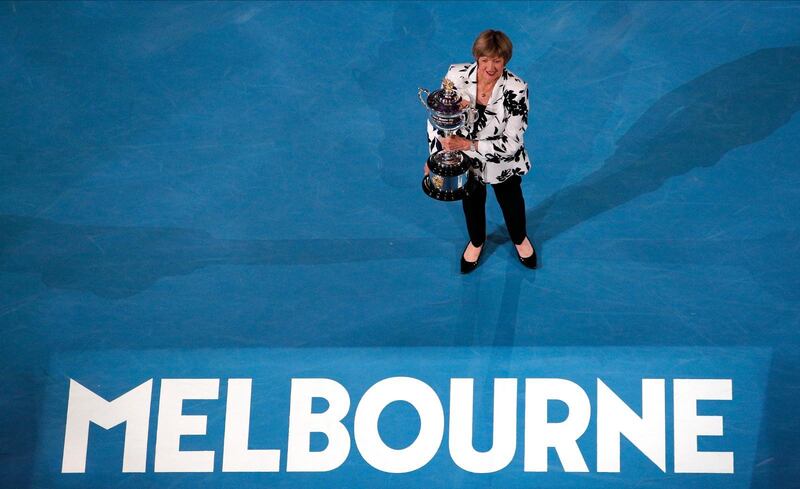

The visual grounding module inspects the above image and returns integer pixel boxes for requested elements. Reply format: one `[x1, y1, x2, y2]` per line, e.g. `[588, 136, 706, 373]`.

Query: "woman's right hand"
[423, 162, 430, 176]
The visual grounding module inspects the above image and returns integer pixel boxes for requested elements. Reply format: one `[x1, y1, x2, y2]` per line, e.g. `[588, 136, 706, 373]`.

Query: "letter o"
[354, 377, 444, 473]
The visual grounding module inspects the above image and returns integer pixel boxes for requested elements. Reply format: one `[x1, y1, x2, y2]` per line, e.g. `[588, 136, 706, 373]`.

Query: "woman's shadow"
[528, 46, 800, 249]
[478, 45, 800, 346]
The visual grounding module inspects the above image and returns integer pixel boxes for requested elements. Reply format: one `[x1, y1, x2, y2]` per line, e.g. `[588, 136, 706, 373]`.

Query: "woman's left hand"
[442, 136, 472, 152]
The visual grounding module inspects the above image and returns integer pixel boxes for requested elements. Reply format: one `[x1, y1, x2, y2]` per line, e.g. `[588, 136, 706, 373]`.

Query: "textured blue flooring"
[1, 1, 799, 488]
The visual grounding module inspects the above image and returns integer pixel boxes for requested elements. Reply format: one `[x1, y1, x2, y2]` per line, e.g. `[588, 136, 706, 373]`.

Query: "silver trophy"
[418, 79, 476, 201]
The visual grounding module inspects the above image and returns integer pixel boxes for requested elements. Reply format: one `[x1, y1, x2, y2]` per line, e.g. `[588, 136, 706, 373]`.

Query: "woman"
[426, 29, 537, 273]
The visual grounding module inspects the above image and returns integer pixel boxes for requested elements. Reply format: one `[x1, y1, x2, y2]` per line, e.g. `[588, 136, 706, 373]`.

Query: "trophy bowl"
[418, 79, 476, 201]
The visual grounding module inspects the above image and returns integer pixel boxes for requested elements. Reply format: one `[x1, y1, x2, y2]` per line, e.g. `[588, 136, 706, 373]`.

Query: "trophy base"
[422, 151, 476, 202]
[421, 175, 476, 201]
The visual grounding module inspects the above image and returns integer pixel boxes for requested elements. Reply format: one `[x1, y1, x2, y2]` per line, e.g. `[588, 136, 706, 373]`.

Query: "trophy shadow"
[0, 214, 456, 300]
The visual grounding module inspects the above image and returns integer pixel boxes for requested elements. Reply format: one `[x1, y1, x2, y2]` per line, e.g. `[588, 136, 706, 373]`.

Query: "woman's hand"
[441, 136, 472, 152]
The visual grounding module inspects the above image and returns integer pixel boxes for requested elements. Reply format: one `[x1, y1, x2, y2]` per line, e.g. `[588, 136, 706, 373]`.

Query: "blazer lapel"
[467, 61, 478, 84]
[489, 68, 508, 107]
[465, 62, 478, 103]
[484, 68, 508, 135]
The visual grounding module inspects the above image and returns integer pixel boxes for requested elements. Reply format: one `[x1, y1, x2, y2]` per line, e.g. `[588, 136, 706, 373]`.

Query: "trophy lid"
[426, 78, 463, 115]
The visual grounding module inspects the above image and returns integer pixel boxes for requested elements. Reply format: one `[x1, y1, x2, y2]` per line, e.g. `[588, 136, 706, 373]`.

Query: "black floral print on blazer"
[426, 62, 531, 185]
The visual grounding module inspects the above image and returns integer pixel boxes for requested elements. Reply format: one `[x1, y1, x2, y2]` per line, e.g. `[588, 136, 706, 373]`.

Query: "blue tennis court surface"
[1, 1, 799, 488]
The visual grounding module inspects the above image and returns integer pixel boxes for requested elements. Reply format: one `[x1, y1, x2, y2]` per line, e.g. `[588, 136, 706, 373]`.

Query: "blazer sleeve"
[475, 82, 529, 164]
[426, 119, 443, 155]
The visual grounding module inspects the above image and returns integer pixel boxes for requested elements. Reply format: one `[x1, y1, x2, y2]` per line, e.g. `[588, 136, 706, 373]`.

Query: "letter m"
[62, 379, 153, 473]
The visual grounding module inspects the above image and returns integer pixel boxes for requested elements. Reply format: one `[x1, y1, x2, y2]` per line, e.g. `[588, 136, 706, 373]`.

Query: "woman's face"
[477, 55, 505, 83]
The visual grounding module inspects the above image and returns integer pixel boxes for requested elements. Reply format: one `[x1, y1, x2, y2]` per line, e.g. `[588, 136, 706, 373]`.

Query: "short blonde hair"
[472, 30, 513, 63]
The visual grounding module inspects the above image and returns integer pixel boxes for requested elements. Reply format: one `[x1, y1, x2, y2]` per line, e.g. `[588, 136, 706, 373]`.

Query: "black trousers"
[463, 175, 527, 247]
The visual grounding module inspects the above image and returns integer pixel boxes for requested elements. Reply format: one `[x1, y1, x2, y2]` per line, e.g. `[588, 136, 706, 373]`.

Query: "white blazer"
[427, 61, 531, 185]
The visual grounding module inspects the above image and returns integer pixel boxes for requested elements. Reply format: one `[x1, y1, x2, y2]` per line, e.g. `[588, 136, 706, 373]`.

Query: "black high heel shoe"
[460, 241, 484, 274]
[515, 237, 537, 269]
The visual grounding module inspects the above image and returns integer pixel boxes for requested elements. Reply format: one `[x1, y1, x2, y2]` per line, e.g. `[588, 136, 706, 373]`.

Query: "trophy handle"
[457, 90, 476, 126]
[418, 88, 430, 109]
